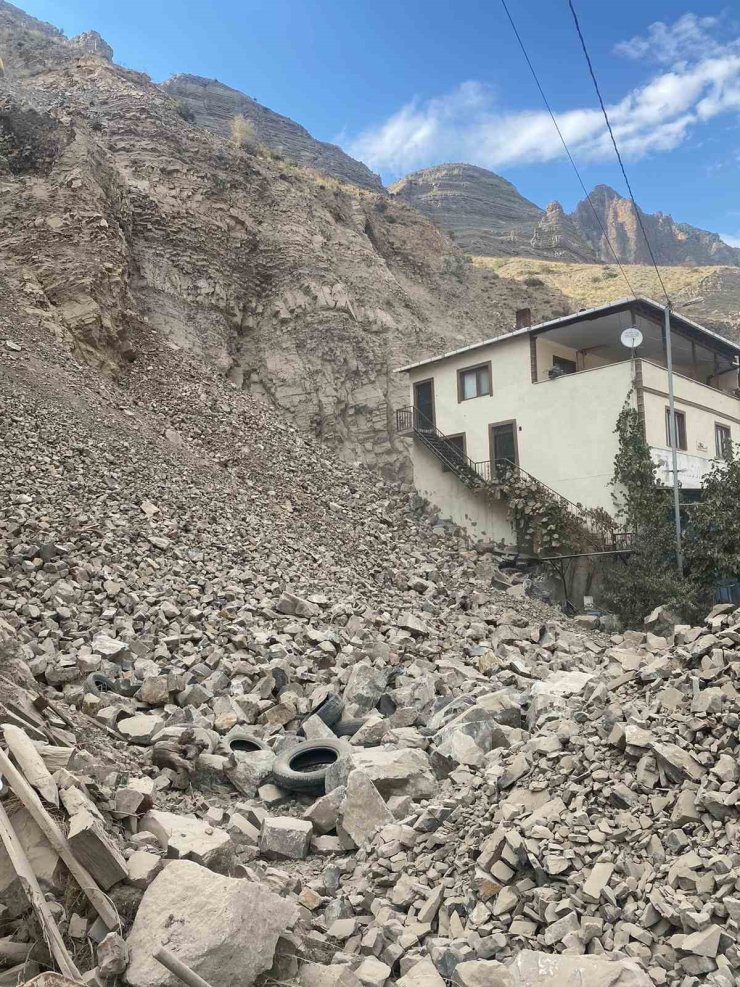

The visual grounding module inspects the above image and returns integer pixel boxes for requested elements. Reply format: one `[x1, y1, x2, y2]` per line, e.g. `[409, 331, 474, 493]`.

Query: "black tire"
[313, 694, 344, 727]
[271, 740, 344, 792]
[224, 730, 270, 755]
[84, 673, 117, 697]
[334, 718, 367, 737]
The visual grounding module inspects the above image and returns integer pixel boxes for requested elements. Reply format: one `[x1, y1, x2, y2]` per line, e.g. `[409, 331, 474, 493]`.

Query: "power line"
[566, 0, 672, 306]
[498, 0, 637, 299]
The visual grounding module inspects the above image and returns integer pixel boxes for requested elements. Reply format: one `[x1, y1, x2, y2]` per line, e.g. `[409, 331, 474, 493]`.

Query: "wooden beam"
[0, 800, 81, 981]
[0, 747, 119, 930]
[3, 725, 59, 807]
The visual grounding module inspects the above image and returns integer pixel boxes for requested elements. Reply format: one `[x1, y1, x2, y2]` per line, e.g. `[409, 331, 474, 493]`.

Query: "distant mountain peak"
[390, 162, 740, 267]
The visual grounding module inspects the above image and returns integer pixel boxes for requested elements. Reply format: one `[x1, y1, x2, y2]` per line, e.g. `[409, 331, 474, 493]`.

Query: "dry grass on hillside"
[472, 256, 722, 310]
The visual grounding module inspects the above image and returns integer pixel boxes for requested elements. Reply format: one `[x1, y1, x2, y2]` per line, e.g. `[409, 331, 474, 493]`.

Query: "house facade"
[396, 298, 740, 550]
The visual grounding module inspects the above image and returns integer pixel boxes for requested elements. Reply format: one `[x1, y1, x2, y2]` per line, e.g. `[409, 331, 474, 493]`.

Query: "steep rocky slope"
[0, 0, 568, 475]
[390, 164, 740, 268]
[161, 74, 383, 191]
[474, 257, 740, 340]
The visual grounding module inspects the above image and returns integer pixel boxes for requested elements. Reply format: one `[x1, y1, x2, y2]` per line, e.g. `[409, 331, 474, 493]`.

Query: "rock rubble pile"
[2, 316, 740, 987]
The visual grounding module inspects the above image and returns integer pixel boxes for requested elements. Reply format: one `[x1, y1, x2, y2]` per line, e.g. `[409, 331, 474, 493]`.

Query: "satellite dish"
[620, 326, 643, 349]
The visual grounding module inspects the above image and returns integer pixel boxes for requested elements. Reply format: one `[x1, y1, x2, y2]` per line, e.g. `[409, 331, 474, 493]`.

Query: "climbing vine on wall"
[494, 464, 615, 556]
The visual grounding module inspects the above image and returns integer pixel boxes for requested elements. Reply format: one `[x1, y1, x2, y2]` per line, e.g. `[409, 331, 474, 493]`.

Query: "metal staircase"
[396, 405, 631, 557]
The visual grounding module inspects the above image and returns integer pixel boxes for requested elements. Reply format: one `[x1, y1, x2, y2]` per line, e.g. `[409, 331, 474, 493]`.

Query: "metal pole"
[664, 303, 683, 575]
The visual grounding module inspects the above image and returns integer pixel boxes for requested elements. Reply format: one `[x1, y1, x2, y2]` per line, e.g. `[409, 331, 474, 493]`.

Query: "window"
[458, 362, 492, 401]
[552, 355, 577, 374]
[442, 434, 466, 472]
[665, 408, 687, 451]
[490, 421, 518, 470]
[715, 423, 732, 460]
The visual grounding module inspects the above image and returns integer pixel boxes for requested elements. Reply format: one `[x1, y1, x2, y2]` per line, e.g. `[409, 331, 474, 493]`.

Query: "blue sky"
[21, 0, 740, 246]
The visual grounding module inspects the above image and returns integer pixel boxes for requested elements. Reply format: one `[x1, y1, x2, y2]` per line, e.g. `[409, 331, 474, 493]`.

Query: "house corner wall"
[411, 443, 515, 545]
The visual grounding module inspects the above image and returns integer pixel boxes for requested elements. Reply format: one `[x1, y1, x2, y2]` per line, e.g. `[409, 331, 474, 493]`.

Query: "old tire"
[84, 673, 117, 697]
[271, 740, 344, 792]
[224, 730, 270, 755]
[313, 693, 344, 727]
[334, 718, 367, 737]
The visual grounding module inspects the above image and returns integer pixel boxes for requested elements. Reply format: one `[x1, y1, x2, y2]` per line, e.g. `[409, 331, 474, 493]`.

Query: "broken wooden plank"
[0, 799, 81, 981]
[0, 748, 118, 930]
[3, 726, 59, 807]
[0, 707, 48, 743]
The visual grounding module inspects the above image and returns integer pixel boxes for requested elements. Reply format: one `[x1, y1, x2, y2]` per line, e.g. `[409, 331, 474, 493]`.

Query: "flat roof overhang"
[394, 297, 740, 374]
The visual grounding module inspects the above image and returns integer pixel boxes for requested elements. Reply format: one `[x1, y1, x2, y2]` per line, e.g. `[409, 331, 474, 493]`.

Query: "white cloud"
[614, 13, 730, 64]
[344, 13, 740, 179]
[720, 232, 740, 247]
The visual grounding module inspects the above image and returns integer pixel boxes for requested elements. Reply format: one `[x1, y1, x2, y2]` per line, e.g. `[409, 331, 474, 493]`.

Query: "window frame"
[665, 406, 687, 451]
[457, 361, 493, 403]
[715, 422, 732, 460]
[552, 355, 577, 375]
[489, 419, 519, 470]
[442, 432, 467, 472]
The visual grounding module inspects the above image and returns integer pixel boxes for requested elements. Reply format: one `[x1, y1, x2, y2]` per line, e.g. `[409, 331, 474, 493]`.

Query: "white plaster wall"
[407, 337, 634, 515]
[641, 360, 740, 469]
[412, 443, 514, 543]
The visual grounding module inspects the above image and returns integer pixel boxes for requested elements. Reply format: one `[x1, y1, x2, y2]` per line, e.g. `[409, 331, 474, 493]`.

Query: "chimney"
[515, 307, 531, 329]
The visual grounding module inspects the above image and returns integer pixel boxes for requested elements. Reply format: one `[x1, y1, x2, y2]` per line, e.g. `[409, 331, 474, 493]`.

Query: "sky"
[20, 0, 740, 246]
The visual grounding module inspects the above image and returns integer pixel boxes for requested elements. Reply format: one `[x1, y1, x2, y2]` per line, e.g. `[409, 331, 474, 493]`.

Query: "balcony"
[531, 300, 740, 397]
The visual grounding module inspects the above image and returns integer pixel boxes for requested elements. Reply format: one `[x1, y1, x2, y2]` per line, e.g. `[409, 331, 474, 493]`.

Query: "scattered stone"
[260, 817, 313, 860]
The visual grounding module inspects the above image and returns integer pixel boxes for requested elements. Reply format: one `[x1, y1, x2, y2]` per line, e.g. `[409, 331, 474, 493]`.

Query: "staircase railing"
[396, 405, 632, 555]
[395, 406, 489, 487]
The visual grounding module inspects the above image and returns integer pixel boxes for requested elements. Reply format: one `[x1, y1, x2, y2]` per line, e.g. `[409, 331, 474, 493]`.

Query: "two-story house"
[396, 297, 740, 550]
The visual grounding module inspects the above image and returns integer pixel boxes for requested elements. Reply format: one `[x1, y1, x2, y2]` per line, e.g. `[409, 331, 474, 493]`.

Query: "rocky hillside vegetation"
[0, 1, 570, 475]
[390, 164, 740, 268]
[474, 257, 740, 340]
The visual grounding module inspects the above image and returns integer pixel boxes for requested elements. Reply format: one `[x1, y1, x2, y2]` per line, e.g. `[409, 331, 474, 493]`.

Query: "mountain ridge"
[389, 163, 740, 268]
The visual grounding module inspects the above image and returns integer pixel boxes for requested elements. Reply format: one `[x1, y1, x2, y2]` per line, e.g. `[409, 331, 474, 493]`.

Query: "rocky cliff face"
[0, 1, 568, 476]
[389, 163, 548, 258]
[572, 184, 740, 268]
[161, 74, 383, 192]
[391, 164, 740, 268]
[530, 201, 597, 263]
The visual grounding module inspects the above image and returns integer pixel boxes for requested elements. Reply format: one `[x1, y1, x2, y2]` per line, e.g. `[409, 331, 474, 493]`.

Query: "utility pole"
[664, 302, 683, 575]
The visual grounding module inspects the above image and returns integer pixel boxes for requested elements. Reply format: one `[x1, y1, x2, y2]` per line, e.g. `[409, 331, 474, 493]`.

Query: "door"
[490, 421, 517, 472]
[413, 379, 435, 429]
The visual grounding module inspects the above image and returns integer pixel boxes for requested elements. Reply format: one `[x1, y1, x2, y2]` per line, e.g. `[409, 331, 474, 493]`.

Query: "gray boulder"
[126, 860, 297, 987]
